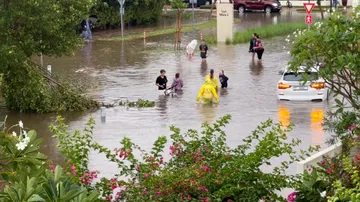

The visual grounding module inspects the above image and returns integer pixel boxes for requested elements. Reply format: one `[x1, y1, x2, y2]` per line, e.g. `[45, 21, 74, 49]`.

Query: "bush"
[0, 120, 99, 201]
[51, 115, 319, 201]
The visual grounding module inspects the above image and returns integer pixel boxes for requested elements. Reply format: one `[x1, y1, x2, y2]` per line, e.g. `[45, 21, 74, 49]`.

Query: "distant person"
[199, 40, 208, 62]
[219, 70, 229, 88]
[171, 73, 184, 91]
[205, 69, 219, 92]
[254, 34, 264, 62]
[196, 79, 219, 104]
[156, 69, 168, 91]
[249, 33, 257, 60]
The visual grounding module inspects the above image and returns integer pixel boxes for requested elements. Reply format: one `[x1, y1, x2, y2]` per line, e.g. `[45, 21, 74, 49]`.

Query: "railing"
[297, 142, 342, 174]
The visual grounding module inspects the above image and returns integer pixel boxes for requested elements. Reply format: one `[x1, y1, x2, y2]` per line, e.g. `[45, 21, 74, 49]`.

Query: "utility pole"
[192, 0, 195, 28]
[117, 0, 125, 38]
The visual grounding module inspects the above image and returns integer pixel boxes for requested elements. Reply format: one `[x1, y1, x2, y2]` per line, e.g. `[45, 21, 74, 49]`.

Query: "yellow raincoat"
[196, 79, 219, 104]
[205, 75, 219, 92]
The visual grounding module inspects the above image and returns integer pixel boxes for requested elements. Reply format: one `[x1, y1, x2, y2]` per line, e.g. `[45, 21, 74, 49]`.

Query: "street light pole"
[192, 0, 195, 28]
[117, 0, 125, 38]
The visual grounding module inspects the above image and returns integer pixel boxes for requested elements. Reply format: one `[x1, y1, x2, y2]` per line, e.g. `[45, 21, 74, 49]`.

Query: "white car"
[277, 66, 330, 101]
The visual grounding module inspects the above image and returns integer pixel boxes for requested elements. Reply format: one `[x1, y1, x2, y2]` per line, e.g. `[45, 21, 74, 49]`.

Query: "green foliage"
[0, 120, 99, 202]
[119, 99, 155, 108]
[125, 0, 167, 24]
[205, 21, 307, 45]
[225, 38, 232, 45]
[170, 0, 189, 9]
[0, 0, 99, 113]
[102, 19, 216, 41]
[294, 169, 327, 202]
[52, 115, 320, 201]
[288, 9, 360, 109]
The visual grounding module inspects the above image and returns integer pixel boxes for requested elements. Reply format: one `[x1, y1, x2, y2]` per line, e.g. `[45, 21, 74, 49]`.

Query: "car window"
[283, 72, 319, 81]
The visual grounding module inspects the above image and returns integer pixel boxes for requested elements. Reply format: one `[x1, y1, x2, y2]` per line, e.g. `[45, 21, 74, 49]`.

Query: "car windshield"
[283, 72, 319, 81]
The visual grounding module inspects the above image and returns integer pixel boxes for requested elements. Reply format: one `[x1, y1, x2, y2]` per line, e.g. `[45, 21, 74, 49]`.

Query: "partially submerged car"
[277, 65, 330, 101]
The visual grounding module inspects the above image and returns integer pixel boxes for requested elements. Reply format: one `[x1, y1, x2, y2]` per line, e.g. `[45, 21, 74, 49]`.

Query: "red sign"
[305, 15, 313, 24]
[303, 3, 315, 14]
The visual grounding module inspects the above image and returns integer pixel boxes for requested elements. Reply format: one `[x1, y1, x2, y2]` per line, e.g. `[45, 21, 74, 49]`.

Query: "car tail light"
[278, 82, 291, 89]
[310, 82, 325, 89]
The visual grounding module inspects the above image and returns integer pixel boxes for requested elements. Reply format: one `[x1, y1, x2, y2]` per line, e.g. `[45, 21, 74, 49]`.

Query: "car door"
[253, 0, 265, 10]
[244, 0, 255, 9]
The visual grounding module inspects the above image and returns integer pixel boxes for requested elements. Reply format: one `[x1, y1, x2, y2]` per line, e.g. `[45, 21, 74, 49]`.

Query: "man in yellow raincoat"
[205, 69, 219, 92]
[196, 78, 219, 104]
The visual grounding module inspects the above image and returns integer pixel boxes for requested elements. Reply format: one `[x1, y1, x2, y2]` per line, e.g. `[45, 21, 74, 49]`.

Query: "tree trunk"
[208, 0, 217, 21]
[316, 0, 324, 20]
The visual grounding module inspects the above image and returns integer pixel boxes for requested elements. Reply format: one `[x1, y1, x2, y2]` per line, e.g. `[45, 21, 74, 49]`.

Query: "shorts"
[201, 52, 207, 59]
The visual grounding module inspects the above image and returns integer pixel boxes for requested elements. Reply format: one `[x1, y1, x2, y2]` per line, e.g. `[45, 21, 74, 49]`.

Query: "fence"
[297, 142, 342, 174]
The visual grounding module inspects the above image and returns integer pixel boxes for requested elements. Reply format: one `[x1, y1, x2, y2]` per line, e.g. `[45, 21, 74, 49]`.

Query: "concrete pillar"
[216, 2, 233, 43]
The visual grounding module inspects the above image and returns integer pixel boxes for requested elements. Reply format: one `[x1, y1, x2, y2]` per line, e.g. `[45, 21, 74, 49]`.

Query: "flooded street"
[1, 10, 332, 177]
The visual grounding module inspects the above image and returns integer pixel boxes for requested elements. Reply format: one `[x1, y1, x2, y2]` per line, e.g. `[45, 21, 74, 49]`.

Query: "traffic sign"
[303, 3, 315, 14]
[305, 15, 313, 24]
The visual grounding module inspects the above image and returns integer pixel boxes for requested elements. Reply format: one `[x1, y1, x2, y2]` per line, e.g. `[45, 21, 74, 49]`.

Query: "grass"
[100, 20, 217, 41]
[204, 21, 307, 45]
[296, 6, 351, 12]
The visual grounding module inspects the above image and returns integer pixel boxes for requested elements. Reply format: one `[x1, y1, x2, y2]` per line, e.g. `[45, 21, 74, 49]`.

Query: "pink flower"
[136, 165, 141, 171]
[326, 168, 333, 174]
[49, 165, 55, 171]
[287, 191, 296, 202]
[71, 171, 76, 176]
[187, 195, 191, 200]
[116, 192, 121, 196]
[144, 173, 149, 178]
[180, 195, 185, 200]
[156, 190, 161, 196]
[320, 160, 326, 165]
[348, 124, 356, 131]
[142, 190, 147, 195]
[83, 173, 89, 177]
[70, 165, 75, 170]
[308, 168, 312, 172]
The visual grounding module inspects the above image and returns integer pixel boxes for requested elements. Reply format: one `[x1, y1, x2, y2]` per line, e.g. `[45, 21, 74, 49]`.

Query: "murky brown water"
[1, 10, 333, 177]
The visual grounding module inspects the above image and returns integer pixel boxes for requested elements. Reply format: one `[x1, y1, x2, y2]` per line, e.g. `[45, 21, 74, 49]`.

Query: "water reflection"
[311, 109, 324, 144]
[278, 104, 291, 128]
[278, 104, 325, 144]
[197, 104, 218, 124]
[249, 60, 264, 76]
[200, 61, 208, 77]
[156, 95, 169, 118]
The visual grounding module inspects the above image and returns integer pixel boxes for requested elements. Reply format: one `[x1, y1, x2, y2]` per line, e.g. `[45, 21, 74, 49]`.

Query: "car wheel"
[265, 6, 272, 13]
[238, 5, 245, 13]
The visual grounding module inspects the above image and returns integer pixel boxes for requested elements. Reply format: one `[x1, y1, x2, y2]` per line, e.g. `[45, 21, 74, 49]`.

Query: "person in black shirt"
[156, 69, 168, 90]
[249, 33, 257, 60]
[219, 70, 229, 88]
[199, 40, 208, 62]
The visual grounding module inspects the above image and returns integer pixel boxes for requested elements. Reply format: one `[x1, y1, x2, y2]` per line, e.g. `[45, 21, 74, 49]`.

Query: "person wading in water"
[155, 69, 168, 93]
[199, 40, 208, 62]
[249, 33, 257, 60]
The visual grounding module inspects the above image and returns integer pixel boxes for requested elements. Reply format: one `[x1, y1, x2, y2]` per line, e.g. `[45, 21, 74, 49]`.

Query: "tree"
[170, 0, 188, 50]
[0, 0, 99, 112]
[288, 8, 360, 110]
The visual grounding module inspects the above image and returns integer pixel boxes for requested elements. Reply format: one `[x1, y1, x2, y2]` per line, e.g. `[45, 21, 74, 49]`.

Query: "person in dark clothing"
[254, 34, 264, 62]
[156, 69, 168, 90]
[249, 33, 257, 60]
[199, 40, 208, 62]
[219, 70, 229, 88]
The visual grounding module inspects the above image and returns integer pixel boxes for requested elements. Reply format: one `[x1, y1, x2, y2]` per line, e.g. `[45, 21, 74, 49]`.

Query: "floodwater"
[1, 10, 333, 177]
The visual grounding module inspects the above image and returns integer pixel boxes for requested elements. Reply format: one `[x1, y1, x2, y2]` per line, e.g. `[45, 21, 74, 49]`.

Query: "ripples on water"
[2, 11, 333, 177]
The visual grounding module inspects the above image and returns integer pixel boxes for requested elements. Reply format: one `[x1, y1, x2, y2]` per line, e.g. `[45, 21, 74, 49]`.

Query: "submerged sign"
[216, 3, 233, 42]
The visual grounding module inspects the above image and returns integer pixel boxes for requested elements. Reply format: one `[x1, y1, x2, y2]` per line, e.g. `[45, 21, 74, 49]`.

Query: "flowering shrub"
[51, 115, 320, 201]
[0, 120, 99, 202]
